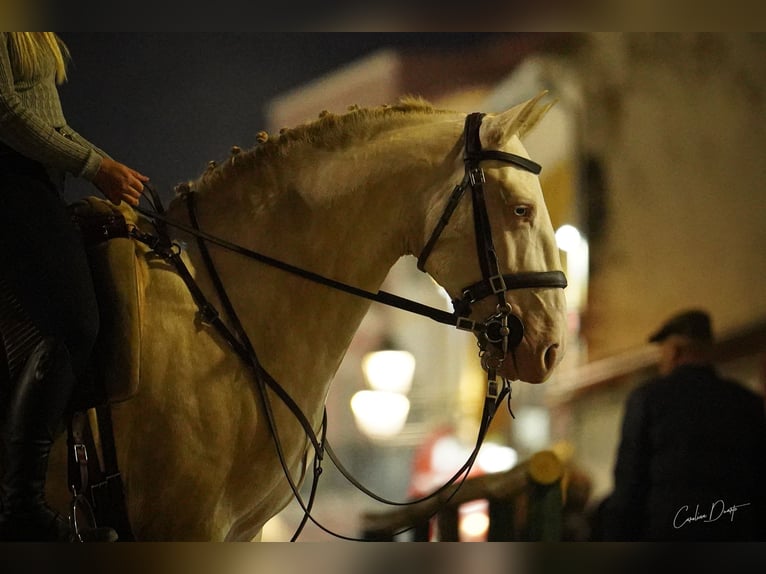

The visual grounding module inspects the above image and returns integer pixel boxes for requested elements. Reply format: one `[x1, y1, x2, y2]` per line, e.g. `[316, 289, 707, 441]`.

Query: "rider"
[0, 32, 147, 541]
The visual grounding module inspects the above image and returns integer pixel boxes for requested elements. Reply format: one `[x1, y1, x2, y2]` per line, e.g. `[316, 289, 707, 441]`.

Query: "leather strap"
[455, 270, 568, 316]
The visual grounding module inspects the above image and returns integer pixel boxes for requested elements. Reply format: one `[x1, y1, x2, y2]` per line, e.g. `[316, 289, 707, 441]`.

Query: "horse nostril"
[544, 344, 560, 371]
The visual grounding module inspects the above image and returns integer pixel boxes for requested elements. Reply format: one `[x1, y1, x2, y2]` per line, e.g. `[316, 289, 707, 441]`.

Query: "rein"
[131, 113, 567, 541]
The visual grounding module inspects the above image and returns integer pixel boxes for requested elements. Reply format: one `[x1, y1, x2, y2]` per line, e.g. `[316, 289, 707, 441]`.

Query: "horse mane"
[180, 96, 452, 197]
[269, 95, 446, 151]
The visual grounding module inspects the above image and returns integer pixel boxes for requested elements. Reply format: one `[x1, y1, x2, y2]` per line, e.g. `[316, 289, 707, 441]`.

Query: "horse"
[44, 93, 568, 541]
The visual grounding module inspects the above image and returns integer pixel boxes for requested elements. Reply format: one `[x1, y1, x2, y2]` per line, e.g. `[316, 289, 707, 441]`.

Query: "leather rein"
[131, 112, 567, 541]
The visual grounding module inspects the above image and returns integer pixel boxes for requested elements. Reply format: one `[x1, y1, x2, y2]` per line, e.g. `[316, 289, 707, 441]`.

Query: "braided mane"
[186, 96, 451, 194]
[265, 96, 444, 152]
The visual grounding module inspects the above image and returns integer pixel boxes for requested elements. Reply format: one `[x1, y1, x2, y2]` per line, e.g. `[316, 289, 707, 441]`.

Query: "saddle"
[68, 196, 145, 407]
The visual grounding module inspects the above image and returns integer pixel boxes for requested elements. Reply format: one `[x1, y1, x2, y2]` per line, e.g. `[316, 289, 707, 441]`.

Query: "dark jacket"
[603, 364, 766, 541]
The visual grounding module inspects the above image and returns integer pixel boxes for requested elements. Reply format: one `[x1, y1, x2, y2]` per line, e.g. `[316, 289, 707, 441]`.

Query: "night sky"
[57, 33, 491, 203]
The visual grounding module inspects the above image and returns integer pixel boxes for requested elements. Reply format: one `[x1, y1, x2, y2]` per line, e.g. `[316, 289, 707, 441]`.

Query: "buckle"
[489, 274, 507, 294]
[456, 316, 478, 332]
[486, 370, 500, 401]
[73, 443, 88, 463]
[468, 167, 485, 186]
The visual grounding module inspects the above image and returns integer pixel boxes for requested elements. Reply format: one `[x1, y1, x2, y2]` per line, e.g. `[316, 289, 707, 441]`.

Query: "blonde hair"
[7, 32, 70, 84]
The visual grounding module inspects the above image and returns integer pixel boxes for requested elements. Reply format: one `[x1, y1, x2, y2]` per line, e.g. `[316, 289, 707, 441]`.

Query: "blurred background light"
[361, 349, 416, 394]
[350, 390, 411, 439]
[555, 224, 583, 253]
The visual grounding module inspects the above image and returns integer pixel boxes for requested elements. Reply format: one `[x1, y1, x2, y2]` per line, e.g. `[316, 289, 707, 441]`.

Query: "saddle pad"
[70, 197, 143, 404]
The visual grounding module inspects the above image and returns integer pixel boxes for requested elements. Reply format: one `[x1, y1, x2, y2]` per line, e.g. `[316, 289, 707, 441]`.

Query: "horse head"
[418, 93, 567, 384]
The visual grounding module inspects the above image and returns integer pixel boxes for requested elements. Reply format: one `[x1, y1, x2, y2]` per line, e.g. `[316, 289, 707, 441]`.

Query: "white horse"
[51, 94, 567, 540]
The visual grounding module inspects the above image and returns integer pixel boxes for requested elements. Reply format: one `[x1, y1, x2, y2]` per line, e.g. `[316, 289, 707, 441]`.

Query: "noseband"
[417, 113, 567, 369]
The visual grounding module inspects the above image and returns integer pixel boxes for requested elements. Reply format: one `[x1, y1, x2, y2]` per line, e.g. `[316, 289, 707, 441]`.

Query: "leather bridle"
[131, 112, 567, 541]
[418, 112, 567, 382]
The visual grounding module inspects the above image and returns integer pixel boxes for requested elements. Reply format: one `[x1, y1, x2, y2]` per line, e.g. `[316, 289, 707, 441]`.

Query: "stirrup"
[70, 493, 118, 543]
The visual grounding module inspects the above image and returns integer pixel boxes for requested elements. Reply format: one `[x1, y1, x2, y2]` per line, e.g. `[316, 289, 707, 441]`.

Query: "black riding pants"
[0, 151, 99, 384]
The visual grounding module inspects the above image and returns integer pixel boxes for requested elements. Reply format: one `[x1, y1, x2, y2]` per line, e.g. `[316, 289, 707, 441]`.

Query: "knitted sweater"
[0, 32, 106, 182]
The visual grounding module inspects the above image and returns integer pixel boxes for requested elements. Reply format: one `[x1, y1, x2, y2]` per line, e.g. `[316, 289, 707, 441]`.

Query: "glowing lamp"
[555, 224, 582, 253]
[350, 390, 410, 439]
[361, 350, 416, 395]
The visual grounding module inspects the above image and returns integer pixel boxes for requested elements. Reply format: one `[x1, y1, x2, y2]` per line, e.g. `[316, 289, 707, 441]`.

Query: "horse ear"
[481, 91, 555, 146]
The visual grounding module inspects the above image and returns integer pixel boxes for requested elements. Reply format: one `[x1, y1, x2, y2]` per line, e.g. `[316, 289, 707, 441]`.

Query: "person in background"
[602, 308, 766, 541]
[0, 32, 147, 541]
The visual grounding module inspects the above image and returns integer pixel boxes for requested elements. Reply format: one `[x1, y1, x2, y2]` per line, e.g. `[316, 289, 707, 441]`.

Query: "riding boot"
[0, 337, 74, 541]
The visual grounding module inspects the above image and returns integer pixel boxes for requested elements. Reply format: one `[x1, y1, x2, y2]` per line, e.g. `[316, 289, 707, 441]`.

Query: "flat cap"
[648, 309, 713, 343]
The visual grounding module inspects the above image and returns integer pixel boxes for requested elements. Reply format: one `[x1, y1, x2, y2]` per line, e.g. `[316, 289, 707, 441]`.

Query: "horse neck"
[169, 117, 462, 409]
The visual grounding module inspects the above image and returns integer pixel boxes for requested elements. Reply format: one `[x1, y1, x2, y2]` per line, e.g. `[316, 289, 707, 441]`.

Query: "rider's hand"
[92, 157, 149, 206]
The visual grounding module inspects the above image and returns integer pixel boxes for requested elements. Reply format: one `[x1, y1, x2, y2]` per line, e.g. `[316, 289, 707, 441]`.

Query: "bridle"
[418, 112, 567, 384]
[131, 112, 567, 541]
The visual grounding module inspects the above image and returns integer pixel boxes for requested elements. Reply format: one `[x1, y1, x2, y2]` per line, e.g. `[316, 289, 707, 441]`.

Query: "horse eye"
[514, 205, 530, 217]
